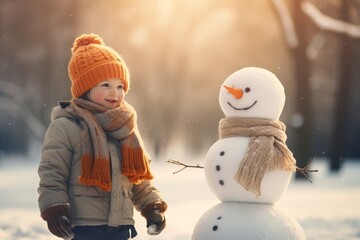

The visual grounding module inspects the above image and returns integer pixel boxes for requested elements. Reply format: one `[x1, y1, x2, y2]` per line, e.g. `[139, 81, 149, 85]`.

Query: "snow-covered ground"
[0, 147, 359, 240]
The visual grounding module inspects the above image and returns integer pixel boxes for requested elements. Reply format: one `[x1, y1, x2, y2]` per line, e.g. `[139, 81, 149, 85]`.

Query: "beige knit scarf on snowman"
[219, 117, 296, 197]
[55, 98, 153, 191]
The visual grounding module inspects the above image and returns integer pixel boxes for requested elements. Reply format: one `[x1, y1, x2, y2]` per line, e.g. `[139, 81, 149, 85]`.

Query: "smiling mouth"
[106, 99, 118, 103]
[227, 100, 257, 111]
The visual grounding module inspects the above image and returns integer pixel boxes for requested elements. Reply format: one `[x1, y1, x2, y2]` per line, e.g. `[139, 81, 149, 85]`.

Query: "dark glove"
[142, 201, 167, 235]
[41, 204, 74, 239]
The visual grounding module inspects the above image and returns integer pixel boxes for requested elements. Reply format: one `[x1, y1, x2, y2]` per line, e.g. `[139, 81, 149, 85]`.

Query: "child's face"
[88, 78, 125, 109]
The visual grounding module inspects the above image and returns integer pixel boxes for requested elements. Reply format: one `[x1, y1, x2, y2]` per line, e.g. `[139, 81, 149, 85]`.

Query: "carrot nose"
[224, 85, 243, 99]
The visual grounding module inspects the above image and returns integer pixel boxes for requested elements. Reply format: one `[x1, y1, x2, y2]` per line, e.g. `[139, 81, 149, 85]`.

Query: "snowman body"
[205, 137, 292, 203]
[192, 203, 306, 240]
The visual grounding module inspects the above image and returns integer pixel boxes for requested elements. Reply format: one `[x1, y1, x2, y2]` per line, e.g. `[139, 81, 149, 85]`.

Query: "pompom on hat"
[68, 33, 130, 98]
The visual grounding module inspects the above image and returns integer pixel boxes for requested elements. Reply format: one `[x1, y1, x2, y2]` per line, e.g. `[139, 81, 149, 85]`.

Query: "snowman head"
[219, 67, 285, 120]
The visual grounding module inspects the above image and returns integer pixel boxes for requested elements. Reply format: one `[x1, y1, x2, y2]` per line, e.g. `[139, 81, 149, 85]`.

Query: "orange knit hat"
[68, 33, 130, 98]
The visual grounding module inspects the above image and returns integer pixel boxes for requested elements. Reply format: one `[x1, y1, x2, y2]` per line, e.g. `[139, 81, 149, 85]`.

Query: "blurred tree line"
[0, 0, 359, 172]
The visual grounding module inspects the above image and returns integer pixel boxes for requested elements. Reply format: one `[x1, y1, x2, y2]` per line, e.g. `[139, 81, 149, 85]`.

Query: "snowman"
[192, 67, 305, 239]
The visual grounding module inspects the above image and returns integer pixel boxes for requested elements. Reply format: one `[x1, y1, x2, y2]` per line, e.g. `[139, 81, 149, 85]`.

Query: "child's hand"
[41, 204, 74, 239]
[145, 209, 166, 235]
[141, 201, 167, 235]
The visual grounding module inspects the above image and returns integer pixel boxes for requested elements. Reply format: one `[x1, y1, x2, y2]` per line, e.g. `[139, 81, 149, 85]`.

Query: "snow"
[147, 224, 158, 235]
[1, 152, 360, 240]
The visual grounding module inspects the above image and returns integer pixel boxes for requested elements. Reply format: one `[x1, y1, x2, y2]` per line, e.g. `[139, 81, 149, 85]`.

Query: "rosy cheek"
[118, 91, 125, 101]
[89, 91, 105, 103]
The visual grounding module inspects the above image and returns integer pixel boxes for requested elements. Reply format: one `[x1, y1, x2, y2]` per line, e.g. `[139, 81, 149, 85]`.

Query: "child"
[38, 33, 167, 240]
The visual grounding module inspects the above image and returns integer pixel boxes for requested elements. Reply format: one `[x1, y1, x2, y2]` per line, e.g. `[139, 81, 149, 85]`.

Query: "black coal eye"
[245, 87, 251, 93]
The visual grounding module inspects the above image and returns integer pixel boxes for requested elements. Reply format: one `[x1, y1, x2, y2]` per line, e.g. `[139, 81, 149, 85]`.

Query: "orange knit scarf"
[63, 98, 153, 191]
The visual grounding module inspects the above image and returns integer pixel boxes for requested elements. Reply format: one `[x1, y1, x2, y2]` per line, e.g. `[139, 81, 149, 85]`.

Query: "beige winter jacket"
[38, 105, 165, 227]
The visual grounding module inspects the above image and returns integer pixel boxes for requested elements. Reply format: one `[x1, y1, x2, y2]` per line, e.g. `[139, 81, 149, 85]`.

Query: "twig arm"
[167, 159, 318, 183]
[166, 159, 204, 174]
[296, 159, 318, 183]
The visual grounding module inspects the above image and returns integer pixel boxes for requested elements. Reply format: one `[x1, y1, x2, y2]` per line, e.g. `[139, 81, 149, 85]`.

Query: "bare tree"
[300, 0, 360, 171]
[329, 0, 353, 171]
[291, 0, 314, 178]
